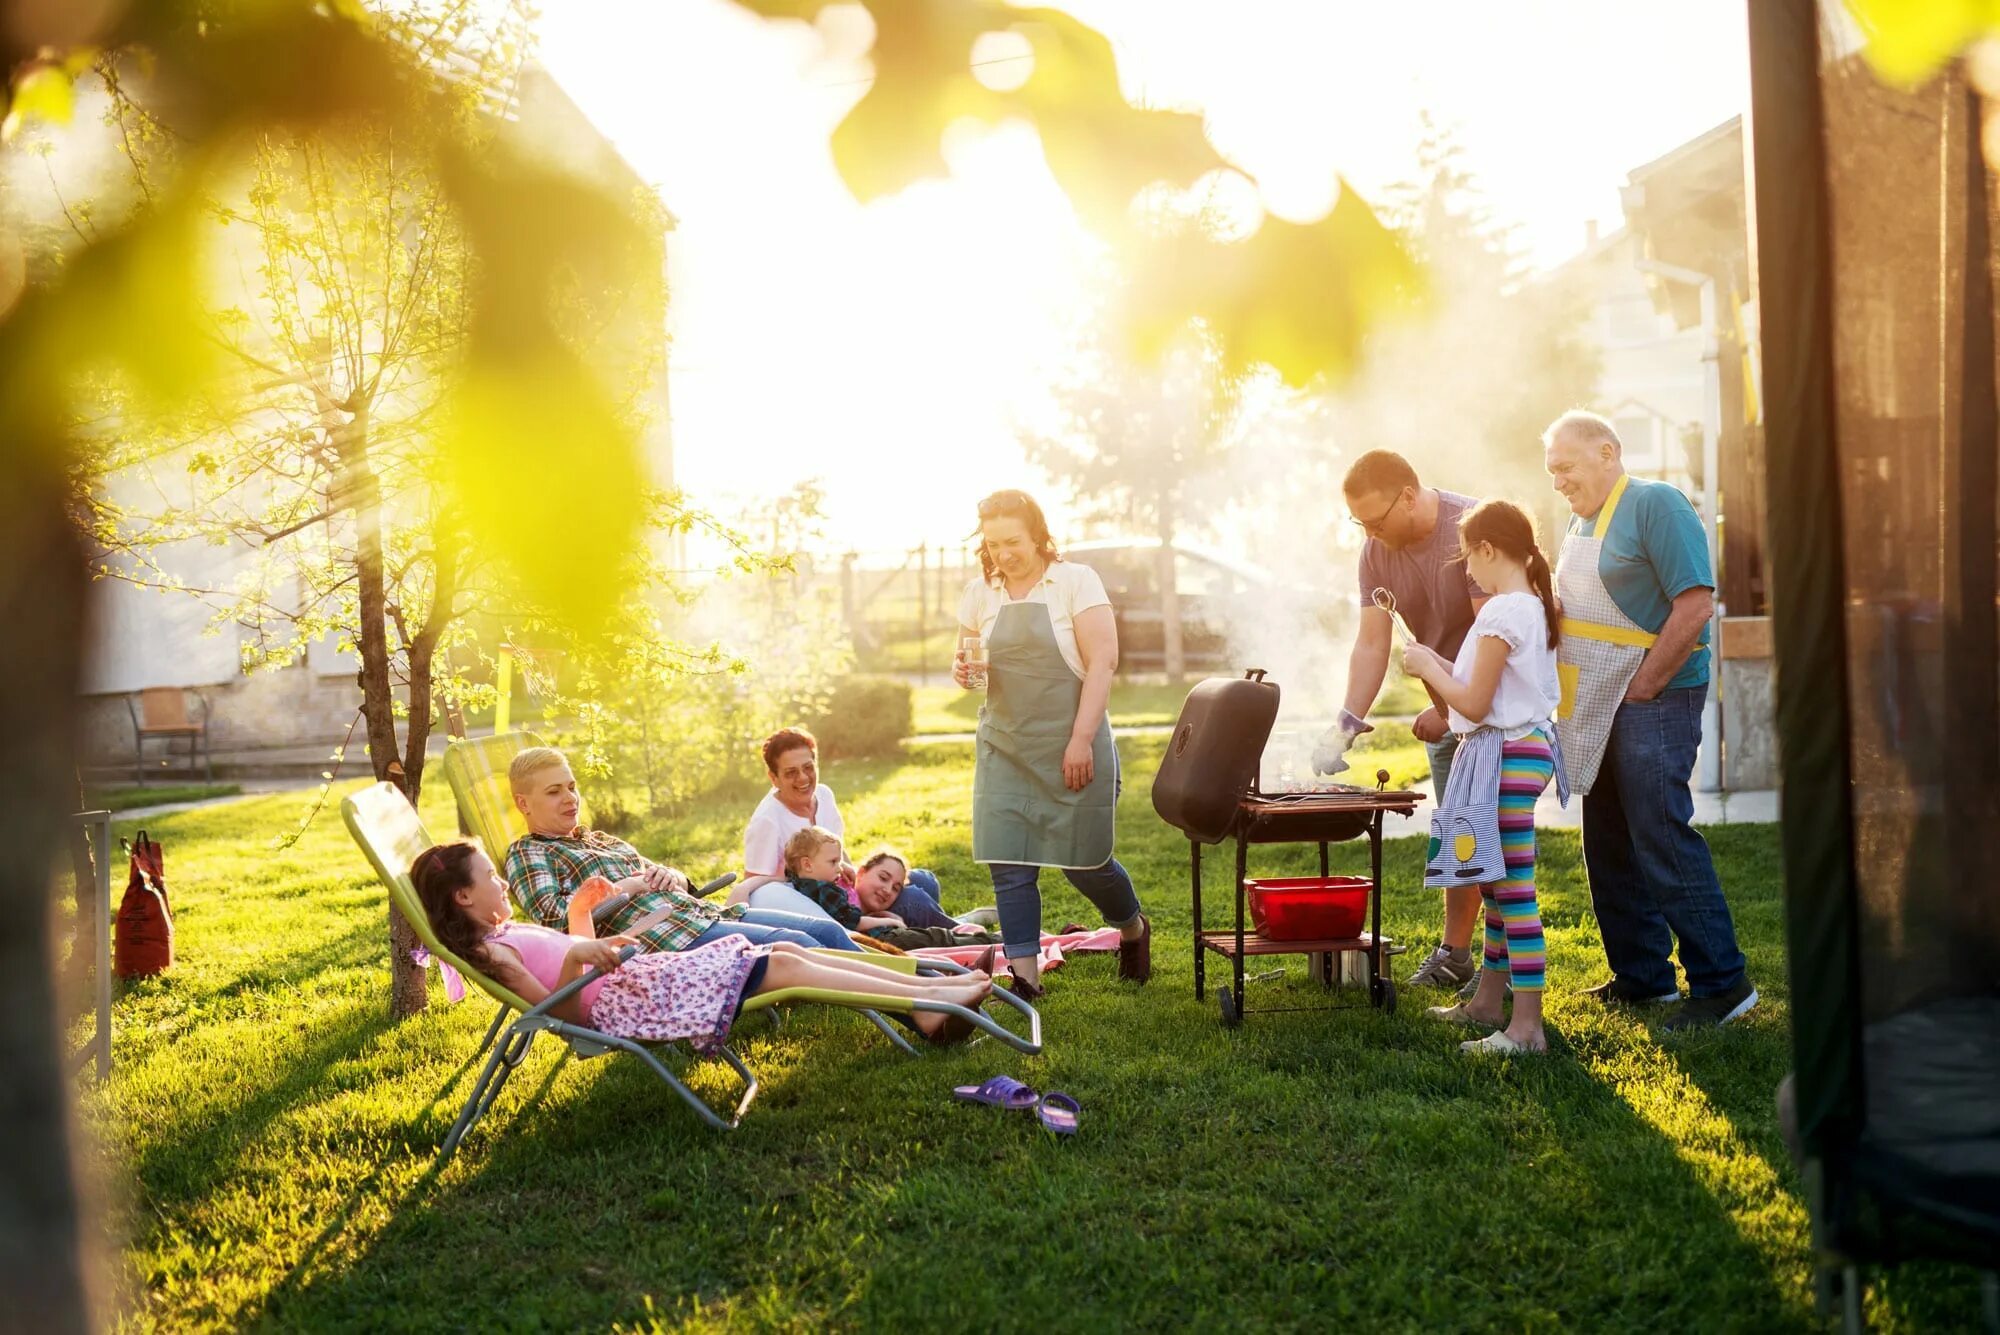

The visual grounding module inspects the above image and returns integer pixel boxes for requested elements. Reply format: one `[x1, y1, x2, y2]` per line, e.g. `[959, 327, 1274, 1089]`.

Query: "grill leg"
[1190, 839, 1205, 1000]
[1370, 813, 1384, 986]
[1234, 834, 1248, 1007]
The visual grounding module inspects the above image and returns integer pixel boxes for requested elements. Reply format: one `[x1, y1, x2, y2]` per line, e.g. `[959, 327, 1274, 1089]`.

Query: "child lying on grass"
[785, 828, 1001, 951]
[413, 840, 994, 1050]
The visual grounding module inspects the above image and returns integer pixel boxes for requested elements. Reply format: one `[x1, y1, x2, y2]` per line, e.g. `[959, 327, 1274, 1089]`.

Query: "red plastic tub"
[1244, 876, 1370, 941]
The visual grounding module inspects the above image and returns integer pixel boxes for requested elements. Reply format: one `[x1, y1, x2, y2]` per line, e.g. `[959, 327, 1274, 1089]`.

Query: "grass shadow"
[239, 942, 1825, 1331]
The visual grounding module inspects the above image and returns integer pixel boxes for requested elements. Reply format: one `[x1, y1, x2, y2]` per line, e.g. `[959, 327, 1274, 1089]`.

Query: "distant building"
[1556, 116, 1775, 790]
[1558, 224, 1707, 494]
[76, 66, 674, 776]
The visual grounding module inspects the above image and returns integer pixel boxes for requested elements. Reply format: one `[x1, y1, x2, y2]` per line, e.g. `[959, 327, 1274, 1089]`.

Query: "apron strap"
[1591, 473, 1633, 540]
[1559, 616, 1657, 649]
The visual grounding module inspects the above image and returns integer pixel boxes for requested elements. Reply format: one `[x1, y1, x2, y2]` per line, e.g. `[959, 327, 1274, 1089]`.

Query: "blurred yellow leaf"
[440, 351, 648, 636]
[1844, 0, 2000, 84]
[3, 65, 76, 142]
[737, 0, 1227, 226]
[1122, 180, 1424, 387]
[47, 190, 214, 410]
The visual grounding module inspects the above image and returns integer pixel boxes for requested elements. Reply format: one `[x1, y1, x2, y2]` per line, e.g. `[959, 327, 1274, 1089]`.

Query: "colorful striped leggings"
[1487, 729, 1556, 993]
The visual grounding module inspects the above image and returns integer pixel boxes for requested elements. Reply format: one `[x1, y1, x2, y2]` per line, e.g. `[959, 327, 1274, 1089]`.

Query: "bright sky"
[535, 0, 1752, 556]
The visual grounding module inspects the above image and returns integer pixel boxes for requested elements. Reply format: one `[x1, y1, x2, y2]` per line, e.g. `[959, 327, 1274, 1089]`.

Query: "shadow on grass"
[245, 1040, 580, 1329]
[244, 957, 1823, 1332]
[129, 997, 392, 1208]
[209, 919, 386, 1003]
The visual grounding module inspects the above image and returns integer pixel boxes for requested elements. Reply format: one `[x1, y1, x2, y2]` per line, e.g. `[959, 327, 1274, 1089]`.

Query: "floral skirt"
[586, 937, 764, 1055]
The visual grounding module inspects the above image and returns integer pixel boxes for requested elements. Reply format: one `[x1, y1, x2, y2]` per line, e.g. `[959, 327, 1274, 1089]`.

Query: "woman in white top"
[1398, 499, 1565, 1055]
[953, 489, 1150, 998]
[731, 727, 956, 928]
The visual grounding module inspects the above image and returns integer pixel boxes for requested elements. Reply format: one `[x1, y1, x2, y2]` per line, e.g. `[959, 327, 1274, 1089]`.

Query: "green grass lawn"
[84, 782, 242, 813]
[910, 676, 1432, 737]
[75, 743, 1989, 1331]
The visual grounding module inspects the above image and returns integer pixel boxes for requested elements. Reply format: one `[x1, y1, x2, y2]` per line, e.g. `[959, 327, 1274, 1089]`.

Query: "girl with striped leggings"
[1399, 499, 1569, 1055]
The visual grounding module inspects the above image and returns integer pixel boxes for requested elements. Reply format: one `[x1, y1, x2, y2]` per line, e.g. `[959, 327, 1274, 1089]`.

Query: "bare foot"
[1502, 1025, 1547, 1052]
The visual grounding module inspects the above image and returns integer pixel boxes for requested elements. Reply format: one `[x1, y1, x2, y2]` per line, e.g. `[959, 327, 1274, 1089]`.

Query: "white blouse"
[956, 561, 1112, 681]
[1446, 592, 1562, 738]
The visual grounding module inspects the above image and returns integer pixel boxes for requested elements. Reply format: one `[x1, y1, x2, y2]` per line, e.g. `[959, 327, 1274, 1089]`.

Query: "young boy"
[784, 827, 998, 951]
[502, 746, 860, 954]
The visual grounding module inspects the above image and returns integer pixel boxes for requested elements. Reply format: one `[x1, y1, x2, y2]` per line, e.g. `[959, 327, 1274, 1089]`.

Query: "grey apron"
[971, 597, 1117, 868]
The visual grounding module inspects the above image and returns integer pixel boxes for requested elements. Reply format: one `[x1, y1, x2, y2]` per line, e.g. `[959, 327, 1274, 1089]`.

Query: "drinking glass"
[960, 634, 989, 691]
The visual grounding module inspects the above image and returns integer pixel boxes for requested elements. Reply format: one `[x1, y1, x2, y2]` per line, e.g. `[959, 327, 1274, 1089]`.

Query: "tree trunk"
[400, 540, 457, 810]
[0, 453, 97, 1333]
[1155, 501, 1186, 682]
[338, 411, 427, 1020]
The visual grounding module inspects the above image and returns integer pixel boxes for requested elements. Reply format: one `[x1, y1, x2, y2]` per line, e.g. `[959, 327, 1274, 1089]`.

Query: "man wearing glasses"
[1312, 448, 1487, 993]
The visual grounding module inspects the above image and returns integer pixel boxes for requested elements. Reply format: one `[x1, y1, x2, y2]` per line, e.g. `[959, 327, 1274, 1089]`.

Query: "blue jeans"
[1582, 685, 1747, 998]
[987, 860, 1142, 961]
[1425, 733, 1460, 801]
[891, 869, 957, 930]
[688, 906, 860, 953]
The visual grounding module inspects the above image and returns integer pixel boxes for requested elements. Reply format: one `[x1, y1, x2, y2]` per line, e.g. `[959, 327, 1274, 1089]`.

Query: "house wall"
[79, 658, 369, 773]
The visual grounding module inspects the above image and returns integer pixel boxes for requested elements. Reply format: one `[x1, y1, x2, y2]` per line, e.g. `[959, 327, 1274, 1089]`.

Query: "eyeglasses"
[977, 489, 1032, 518]
[1348, 488, 1408, 537]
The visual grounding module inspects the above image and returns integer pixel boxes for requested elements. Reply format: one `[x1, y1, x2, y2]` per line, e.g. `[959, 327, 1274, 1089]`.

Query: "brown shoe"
[1005, 968, 1046, 1001]
[1117, 914, 1152, 984]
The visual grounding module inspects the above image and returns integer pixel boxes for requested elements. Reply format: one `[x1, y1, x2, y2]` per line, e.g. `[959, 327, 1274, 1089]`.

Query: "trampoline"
[1750, 1, 2000, 1324]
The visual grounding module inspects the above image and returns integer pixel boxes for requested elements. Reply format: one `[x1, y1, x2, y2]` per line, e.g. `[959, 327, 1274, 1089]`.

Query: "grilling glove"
[1311, 710, 1372, 776]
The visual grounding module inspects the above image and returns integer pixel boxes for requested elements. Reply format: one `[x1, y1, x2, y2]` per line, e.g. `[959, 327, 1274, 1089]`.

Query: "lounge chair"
[340, 781, 1039, 1163]
[438, 730, 901, 954]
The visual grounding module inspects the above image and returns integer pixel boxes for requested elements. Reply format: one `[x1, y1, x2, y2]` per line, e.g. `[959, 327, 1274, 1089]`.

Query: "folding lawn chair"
[341, 782, 1039, 1165]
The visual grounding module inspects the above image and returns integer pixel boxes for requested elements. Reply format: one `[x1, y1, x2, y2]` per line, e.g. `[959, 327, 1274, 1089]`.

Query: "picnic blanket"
[910, 926, 1123, 973]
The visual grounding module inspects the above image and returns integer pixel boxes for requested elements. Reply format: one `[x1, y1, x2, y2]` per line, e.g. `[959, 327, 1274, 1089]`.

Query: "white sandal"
[1459, 1031, 1547, 1056]
[1425, 1003, 1496, 1028]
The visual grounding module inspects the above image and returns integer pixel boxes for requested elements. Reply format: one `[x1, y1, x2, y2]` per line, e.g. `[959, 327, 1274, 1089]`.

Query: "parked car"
[1062, 540, 1348, 673]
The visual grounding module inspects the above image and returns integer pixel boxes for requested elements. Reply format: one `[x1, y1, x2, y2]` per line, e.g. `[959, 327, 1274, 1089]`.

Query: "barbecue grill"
[1152, 670, 1420, 1026]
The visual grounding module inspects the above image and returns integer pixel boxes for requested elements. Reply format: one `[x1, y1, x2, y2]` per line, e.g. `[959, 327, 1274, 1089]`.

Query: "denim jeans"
[1425, 733, 1460, 802]
[1582, 684, 1747, 998]
[987, 860, 1142, 961]
[687, 906, 859, 953]
[891, 869, 958, 930]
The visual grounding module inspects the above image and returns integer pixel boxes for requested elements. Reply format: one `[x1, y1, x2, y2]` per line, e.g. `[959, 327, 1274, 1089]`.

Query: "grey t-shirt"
[1357, 489, 1482, 659]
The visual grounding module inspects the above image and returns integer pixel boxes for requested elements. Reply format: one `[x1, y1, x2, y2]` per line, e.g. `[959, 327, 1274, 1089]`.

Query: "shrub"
[807, 674, 913, 759]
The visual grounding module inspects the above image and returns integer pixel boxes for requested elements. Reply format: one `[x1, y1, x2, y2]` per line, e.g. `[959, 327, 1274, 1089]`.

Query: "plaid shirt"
[789, 876, 864, 931]
[503, 828, 744, 953]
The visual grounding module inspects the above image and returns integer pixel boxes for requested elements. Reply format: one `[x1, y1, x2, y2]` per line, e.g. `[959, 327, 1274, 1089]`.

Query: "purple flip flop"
[952, 1075, 1039, 1111]
[1036, 1092, 1081, 1135]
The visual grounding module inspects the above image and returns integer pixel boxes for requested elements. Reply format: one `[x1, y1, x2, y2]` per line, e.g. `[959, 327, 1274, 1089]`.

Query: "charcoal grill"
[1152, 670, 1420, 1026]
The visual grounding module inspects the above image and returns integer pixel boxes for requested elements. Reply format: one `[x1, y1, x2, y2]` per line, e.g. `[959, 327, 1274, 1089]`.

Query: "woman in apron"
[953, 490, 1151, 999]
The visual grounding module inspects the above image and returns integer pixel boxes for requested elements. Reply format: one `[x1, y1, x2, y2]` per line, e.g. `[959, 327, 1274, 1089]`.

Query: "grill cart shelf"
[1149, 668, 1420, 1028]
[1190, 774, 1420, 1027]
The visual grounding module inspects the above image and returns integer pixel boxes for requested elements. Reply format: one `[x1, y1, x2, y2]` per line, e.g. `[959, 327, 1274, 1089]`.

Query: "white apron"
[1554, 474, 1656, 795]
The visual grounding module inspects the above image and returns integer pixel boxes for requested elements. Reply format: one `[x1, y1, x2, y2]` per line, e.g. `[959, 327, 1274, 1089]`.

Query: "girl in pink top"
[412, 841, 995, 1050]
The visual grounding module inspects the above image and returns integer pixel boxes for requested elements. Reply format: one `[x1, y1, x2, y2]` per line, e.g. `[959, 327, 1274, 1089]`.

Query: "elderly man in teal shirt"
[1544, 410, 1755, 1031]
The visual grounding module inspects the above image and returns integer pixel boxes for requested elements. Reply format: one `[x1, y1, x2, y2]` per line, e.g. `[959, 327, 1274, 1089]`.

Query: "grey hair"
[1542, 409, 1622, 454]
